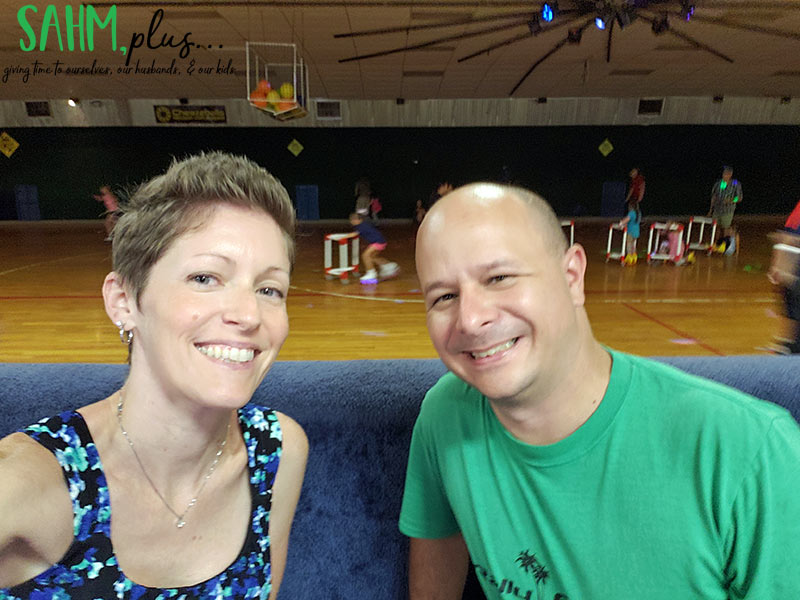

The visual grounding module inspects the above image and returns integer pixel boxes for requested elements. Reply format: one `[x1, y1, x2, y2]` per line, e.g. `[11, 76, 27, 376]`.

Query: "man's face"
[722, 169, 733, 182]
[629, 168, 639, 178]
[416, 186, 586, 405]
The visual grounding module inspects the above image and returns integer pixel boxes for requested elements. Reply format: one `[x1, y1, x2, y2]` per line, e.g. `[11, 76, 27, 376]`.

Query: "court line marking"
[753, 345, 780, 354]
[0, 295, 101, 300]
[0, 252, 109, 278]
[599, 297, 774, 304]
[292, 289, 423, 297]
[621, 302, 725, 356]
[587, 288, 757, 295]
[0, 290, 773, 307]
[0, 289, 421, 303]
[290, 287, 774, 306]
[289, 285, 424, 303]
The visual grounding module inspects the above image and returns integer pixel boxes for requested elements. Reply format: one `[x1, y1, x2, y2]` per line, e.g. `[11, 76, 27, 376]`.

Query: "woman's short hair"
[112, 151, 295, 306]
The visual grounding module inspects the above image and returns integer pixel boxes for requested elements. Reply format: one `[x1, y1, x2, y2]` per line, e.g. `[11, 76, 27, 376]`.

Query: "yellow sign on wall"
[287, 139, 304, 157]
[598, 138, 614, 157]
[153, 105, 227, 124]
[0, 132, 20, 158]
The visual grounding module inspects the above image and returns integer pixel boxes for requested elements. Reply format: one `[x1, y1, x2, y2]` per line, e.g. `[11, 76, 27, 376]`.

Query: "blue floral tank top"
[1, 405, 282, 600]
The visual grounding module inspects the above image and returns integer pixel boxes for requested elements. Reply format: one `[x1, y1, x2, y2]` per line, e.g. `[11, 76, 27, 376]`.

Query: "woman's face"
[124, 204, 291, 409]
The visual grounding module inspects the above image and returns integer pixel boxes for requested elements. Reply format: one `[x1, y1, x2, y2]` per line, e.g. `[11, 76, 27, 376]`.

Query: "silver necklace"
[116, 391, 230, 529]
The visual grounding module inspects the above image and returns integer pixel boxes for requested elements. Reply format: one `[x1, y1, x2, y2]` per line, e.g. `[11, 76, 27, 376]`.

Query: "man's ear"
[562, 243, 587, 307]
[102, 271, 136, 329]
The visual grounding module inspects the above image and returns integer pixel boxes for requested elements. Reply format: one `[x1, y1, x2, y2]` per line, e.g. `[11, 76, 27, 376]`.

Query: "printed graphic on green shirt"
[475, 550, 568, 600]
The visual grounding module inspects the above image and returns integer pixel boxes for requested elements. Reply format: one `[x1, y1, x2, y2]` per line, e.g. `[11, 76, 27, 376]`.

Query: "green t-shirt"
[399, 350, 800, 599]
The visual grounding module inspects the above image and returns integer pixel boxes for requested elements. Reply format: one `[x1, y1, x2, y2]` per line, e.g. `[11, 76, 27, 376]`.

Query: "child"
[664, 220, 689, 265]
[766, 199, 800, 353]
[414, 199, 427, 226]
[369, 195, 382, 222]
[93, 184, 120, 241]
[354, 177, 371, 216]
[349, 212, 399, 284]
[619, 199, 641, 265]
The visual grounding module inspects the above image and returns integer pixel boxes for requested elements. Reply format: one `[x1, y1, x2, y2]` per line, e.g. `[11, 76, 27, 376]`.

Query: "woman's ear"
[102, 271, 136, 329]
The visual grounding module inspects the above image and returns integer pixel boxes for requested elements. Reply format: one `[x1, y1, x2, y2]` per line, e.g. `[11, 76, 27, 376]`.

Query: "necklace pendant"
[117, 391, 230, 533]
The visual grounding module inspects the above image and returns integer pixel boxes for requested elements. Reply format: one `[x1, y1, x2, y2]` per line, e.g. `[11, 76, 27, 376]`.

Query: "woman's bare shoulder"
[0, 431, 66, 490]
[273, 412, 309, 459]
[0, 433, 74, 568]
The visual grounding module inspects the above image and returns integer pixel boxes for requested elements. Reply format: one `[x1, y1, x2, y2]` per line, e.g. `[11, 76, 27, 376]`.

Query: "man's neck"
[489, 341, 613, 446]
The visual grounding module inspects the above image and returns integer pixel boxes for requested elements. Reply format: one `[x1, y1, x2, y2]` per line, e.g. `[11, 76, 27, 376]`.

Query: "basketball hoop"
[246, 41, 309, 121]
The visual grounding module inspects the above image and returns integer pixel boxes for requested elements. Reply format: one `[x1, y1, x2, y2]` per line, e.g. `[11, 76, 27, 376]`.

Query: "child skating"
[349, 212, 400, 284]
[619, 199, 642, 265]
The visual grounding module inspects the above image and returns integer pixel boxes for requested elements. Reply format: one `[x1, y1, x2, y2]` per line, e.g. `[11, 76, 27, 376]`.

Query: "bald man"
[399, 183, 800, 599]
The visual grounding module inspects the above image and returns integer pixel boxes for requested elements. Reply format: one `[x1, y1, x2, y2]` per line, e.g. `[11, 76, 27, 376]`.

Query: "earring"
[116, 321, 133, 345]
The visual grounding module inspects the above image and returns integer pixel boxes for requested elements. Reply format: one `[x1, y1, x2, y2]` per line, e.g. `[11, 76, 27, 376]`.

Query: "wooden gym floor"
[0, 216, 788, 363]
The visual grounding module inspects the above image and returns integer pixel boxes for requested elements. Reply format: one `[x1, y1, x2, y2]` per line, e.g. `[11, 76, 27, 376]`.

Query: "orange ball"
[249, 89, 267, 109]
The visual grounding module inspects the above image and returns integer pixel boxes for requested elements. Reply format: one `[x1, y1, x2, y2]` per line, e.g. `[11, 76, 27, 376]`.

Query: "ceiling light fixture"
[651, 15, 669, 35]
[615, 9, 633, 29]
[680, 1, 696, 22]
[334, 0, 797, 99]
[541, 2, 557, 23]
[527, 15, 543, 35]
[567, 27, 583, 44]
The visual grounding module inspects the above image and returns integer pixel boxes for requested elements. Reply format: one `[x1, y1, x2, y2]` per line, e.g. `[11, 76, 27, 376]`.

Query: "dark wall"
[1, 125, 798, 220]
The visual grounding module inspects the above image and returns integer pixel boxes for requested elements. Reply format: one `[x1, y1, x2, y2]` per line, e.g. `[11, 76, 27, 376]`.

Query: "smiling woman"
[0, 152, 308, 599]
